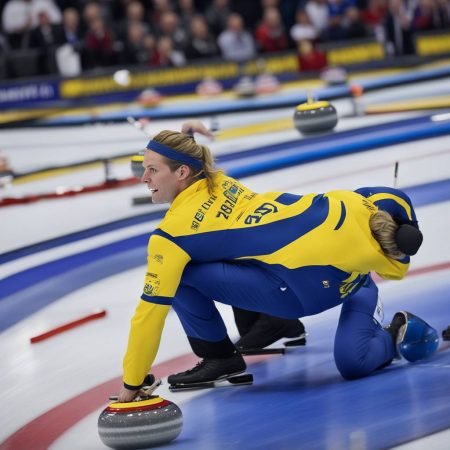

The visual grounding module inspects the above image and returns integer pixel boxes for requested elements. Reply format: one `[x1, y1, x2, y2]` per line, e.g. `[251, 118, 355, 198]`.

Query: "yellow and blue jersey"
[123, 173, 418, 387]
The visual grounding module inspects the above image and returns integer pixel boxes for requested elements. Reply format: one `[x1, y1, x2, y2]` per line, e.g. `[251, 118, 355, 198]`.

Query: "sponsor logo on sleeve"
[153, 254, 164, 264]
[143, 279, 160, 296]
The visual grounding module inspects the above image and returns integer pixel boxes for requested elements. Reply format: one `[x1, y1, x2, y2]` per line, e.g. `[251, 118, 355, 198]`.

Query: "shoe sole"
[168, 368, 246, 387]
[237, 329, 307, 350]
[239, 347, 286, 356]
[169, 373, 253, 391]
[239, 333, 308, 354]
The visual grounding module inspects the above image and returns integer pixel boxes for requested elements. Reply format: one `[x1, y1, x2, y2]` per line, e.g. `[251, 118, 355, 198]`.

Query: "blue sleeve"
[355, 186, 419, 228]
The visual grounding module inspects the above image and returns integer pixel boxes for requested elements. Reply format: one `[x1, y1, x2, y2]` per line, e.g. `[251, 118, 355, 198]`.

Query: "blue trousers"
[172, 261, 395, 380]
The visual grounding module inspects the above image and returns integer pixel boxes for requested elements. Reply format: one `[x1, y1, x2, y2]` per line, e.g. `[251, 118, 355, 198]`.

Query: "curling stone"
[234, 76, 256, 98]
[196, 77, 223, 96]
[293, 100, 338, 135]
[130, 152, 145, 179]
[255, 72, 280, 95]
[320, 66, 348, 86]
[137, 89, 163, 108]
[98, 396, 183, 449]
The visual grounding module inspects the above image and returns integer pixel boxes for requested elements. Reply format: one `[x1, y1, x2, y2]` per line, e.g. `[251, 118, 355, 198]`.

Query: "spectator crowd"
[0, 0, 449, 79]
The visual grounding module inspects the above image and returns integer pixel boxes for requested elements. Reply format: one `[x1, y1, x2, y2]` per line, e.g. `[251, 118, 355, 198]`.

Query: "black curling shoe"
[236, 314, 306, 351]
[384, 312, 408, 354]
[167, 352, 246, 385]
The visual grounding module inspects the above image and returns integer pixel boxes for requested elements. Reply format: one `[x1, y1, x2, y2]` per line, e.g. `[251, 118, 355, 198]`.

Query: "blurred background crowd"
[0, 0, 449, 79]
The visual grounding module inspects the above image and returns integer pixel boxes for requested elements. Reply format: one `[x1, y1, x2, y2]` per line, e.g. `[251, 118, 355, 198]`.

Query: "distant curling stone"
[254, 72, 280, 94]
[320, 66, 348, 86]
[137, 89, 163, 107]
[293, 100, 338, 135]
[131, 152, 145, 179]
[98, 396, 183, 449]
[196, 77, 223, 96]
[234, 76, 256, 98]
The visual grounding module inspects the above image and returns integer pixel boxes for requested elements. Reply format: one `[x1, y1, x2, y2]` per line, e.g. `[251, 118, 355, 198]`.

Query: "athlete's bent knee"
[335, 353, 372, 380]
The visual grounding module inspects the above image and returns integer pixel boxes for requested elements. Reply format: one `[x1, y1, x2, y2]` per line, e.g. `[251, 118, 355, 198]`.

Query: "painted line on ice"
[1, 261, 449, 450]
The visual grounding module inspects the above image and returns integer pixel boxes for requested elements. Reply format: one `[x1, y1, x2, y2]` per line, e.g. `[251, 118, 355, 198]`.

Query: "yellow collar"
[169, 178, 206, 212]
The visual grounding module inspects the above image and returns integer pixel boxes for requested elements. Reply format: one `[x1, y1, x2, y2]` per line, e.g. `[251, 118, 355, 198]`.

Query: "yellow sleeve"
[122, 233, 191, 388]
[123, 300, 170, 388]
[375, 259, 409, 280]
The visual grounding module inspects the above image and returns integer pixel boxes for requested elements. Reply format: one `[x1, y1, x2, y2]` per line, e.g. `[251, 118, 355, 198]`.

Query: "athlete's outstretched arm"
[119, 301, 170, 402]
[118, 233, 191, 402]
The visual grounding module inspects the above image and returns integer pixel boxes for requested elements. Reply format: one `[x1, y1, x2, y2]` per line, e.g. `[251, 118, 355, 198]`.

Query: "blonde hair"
[369, 210, 406, 260]
[152, 130, 222, 194]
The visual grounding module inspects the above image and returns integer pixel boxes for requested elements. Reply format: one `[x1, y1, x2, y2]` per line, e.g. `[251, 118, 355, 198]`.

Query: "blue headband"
[146, 140, 203, 170]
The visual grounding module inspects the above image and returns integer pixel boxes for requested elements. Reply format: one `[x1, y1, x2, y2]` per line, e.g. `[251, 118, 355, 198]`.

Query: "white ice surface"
[1, 79, 449, 448]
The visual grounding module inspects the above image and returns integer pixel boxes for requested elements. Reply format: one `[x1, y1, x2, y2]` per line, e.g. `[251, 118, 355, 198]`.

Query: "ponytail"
[369, 210, 406, 260]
